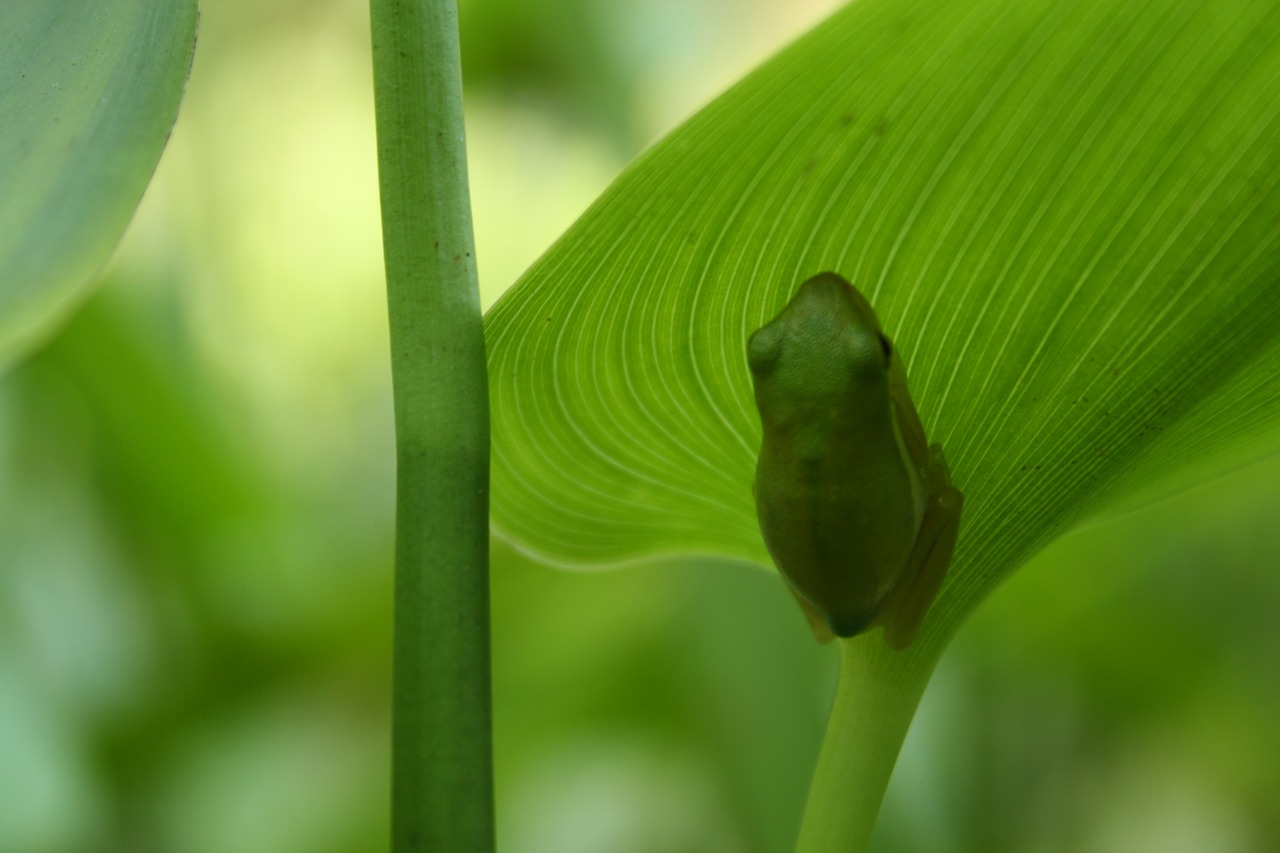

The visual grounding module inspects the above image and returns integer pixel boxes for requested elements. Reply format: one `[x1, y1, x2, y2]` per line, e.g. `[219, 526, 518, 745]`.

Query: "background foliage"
[2, 1, 1278, 851]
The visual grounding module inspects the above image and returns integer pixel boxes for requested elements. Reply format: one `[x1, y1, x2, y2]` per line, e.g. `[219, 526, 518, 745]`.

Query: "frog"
[747, 272, 963, 649]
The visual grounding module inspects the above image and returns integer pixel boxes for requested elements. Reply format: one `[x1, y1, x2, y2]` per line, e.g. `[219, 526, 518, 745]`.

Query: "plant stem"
[794, 636, 941, 853]
[369, 0, 492, 850]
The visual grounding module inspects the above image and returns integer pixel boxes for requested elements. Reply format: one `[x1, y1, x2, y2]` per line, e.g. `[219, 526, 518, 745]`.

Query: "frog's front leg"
[880, 449, 964, 650]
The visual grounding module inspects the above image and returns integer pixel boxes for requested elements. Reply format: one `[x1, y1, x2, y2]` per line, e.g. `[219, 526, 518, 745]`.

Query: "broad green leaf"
[486, 3, 1280, 833]
[485, 20, 1280, 838]
[0, 0, 198, 370]
[486, 0, 1280, 642]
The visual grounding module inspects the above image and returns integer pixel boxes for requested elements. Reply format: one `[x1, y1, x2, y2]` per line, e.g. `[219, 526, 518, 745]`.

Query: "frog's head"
[748, 272, 895, 430]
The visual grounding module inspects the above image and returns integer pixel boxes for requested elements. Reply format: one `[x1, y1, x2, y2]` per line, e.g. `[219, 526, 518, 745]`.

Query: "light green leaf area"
[0, 0, 197, 370]
[487, 0, 1280, 644]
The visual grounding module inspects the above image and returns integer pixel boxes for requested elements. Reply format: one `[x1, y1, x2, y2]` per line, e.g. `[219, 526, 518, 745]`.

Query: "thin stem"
[794, 635, 943, 853]
[369, 0, 493, 850]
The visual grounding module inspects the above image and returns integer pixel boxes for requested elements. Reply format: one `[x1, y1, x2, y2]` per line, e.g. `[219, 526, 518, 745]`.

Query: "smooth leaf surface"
[486, 0, 1280, 642]
[0, 0, 197, 370]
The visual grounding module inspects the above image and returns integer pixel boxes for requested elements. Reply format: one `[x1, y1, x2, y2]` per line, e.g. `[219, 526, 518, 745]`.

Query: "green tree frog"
[747, 272, 963, 649]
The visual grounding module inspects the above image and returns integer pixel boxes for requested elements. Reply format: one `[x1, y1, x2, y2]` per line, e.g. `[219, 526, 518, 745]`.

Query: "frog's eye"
[748, 326, 782, 375]
[876, 333, 893, 365]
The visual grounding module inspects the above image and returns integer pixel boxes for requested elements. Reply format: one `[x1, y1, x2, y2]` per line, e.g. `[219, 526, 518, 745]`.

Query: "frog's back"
[755, 439, 918, 636]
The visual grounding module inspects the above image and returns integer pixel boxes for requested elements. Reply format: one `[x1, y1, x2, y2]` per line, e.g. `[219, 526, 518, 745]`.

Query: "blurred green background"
[2, 0, 1278, 851]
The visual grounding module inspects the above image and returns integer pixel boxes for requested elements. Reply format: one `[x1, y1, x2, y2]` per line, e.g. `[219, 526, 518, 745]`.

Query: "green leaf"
[486, 0, 1280, 638]
[0, 0, 197, 370]
[489, 5, 1280, 845]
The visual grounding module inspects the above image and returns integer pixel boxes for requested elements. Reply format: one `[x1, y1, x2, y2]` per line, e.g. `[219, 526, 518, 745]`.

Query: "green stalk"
[794, 636, 942, 853]
[369, 0, 493, 850]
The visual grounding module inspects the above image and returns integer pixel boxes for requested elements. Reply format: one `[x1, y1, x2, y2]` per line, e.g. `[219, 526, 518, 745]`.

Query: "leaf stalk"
[794, 636, 941, 853]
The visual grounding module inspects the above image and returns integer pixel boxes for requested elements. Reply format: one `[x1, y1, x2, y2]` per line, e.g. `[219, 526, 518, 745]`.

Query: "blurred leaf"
[459, 0, 635, 145]
[0, 0, 197, 370]
[33, 293, 264, 540]
[486, 0, 1280, 642]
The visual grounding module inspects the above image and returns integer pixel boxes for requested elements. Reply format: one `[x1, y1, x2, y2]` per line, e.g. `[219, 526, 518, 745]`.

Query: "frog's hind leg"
[882, 483, 963, 650]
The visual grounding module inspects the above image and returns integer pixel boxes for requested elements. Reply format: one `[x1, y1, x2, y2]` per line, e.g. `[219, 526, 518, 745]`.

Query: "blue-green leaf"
[0, 0, 198, 369]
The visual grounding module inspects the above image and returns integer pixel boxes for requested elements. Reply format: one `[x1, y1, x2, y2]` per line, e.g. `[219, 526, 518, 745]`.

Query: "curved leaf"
[486, 0, 1280, 639]
[0, 0, 198, 369]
